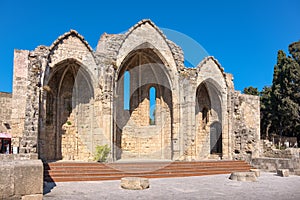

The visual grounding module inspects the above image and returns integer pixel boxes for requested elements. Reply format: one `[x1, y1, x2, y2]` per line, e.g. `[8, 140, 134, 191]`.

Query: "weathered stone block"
[0, 161, 14, 199]
[229, 172, 257, 182]
[0, 158, 43, 199]
[294, 169, 300, 176]
[14, 160, 43, 195]
[250, 169, 260, 177]
[21, 194, 43, 200]
[121, 177, 150, 190]
[277, 169, 289, 177]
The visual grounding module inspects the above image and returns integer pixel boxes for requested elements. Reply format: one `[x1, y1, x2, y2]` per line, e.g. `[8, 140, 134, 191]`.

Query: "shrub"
[94, 144, 111, 162]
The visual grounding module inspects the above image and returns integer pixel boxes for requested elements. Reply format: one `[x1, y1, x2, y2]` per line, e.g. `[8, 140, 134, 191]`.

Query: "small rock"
[121, 177, 150, 190]
[250, 169, 260, 177]
[229, 172, 257, 182]
[277, 169, 289, 177]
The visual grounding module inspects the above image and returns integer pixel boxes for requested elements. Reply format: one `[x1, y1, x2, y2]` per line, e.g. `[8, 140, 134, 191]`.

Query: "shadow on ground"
[44, 182, 57, 195]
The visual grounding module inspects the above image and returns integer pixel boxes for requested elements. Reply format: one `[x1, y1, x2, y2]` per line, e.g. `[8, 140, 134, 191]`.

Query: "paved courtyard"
[44, 173, 300, 200]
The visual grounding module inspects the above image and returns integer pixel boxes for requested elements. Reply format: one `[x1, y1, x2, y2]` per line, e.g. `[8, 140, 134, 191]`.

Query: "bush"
[94, 144, 111, 162]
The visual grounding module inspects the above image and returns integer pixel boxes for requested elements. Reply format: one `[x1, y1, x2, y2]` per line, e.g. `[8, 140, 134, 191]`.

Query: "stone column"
[11, 50, 29, 148]
[20, 46, 49, 154]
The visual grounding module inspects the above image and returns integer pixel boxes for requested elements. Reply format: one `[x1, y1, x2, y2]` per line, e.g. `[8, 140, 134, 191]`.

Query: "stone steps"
[44, 160, 252, 182]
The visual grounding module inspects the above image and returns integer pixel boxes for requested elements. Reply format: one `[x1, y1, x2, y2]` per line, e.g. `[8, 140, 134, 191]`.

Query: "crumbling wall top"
[49, 29, 93, 52]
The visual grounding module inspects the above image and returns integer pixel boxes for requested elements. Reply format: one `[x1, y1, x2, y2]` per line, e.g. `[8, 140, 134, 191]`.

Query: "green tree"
[289, 41, 300, 63]
[243, 86, 260, 96]
[265, 43, 300, 140]
[260, 86, 272, 139]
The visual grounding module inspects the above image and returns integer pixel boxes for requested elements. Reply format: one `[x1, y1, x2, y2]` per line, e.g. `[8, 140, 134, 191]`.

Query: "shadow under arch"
[114, 45, 174, 161]
[210, 121, 222, 154]
[39, 58, 95, 161]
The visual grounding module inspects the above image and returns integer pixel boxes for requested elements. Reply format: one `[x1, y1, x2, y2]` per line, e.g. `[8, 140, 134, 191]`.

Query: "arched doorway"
[195, 81, 222, 159]
[39, 59, 94, 161]
[114, 47, 173, 160]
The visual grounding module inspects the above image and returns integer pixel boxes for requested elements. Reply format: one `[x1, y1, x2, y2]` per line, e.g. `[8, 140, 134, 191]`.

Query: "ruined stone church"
[0, 19, 260, 162]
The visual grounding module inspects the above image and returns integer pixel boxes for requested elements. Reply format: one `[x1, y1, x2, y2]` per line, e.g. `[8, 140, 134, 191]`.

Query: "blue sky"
[0, 0, 299, 93]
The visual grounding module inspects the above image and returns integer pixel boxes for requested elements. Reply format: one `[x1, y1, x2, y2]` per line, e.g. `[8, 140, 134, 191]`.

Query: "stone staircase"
[44, 160, 253, 182]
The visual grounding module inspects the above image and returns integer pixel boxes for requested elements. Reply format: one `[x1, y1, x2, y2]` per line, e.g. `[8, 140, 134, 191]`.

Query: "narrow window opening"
[124, 71, 130, 110]
[149, 87, 156, 125]
[202, 107, 209, 128]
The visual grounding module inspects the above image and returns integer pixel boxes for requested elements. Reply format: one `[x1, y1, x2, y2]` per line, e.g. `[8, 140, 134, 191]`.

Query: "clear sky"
[0, 0, 299, 93]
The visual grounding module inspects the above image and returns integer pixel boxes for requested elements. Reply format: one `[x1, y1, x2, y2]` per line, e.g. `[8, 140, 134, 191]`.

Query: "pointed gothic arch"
[114, 46, 174, 160]
[39, 59, 95, 161]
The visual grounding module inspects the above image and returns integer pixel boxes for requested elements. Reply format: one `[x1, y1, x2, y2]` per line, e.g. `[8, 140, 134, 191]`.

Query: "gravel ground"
[43, 173, 300, 200]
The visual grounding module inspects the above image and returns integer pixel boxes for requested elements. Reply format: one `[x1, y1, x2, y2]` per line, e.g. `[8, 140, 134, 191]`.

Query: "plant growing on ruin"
[94, 144, 111, 162]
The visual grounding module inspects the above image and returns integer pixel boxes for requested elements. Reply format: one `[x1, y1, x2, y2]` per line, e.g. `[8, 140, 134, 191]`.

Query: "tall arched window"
[149, 87, 156, 125]
[124, 71, 130, 110]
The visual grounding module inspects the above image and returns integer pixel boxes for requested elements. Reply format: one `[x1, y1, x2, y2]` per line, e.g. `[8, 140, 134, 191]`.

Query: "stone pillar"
[179, 75, 197, 161]
[20, 46, 49, 154]
[11, 50, 29, 148]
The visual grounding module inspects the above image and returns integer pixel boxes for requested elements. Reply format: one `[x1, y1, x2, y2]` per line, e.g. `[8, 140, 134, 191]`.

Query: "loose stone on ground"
[277, 169, 289, 177]
[121, 177, 150, 190]
[229, 172, 257, 182]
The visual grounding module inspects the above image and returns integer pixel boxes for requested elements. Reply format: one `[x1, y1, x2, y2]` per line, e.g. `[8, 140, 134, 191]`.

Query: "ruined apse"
[9, 19, 260, 162]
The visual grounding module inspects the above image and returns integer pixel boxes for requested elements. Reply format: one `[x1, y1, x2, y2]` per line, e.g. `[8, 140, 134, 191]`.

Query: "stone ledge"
[0, 153, 38, 161]
[121, 177, 150, 190]
[229, 172, 257, 182]
[22, 194, 43, 200]
[0, 158, 43, 199]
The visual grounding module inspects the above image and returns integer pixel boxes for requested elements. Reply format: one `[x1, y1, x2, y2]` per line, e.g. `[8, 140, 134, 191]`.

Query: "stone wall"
[232, 92, 260, 161]
[0, 155, 43, 200]
[61, 113, 93, 161]
[0, 92, 12, 134]
[251, 140, 300, 172]
[261, 139, 300, 158]
[251, 157, 300, 172]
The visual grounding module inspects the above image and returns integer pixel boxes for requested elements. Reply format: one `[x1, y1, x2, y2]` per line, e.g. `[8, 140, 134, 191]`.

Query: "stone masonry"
[1, 19, 260, 162]
[0, 92, 12, 134]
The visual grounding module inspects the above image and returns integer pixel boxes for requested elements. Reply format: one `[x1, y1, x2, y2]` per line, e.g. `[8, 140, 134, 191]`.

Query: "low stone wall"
[264, 147, 300, 159]
[251, 157, 300, 173]
[0, 154, 43, 199]
[231, 93, 260, 161]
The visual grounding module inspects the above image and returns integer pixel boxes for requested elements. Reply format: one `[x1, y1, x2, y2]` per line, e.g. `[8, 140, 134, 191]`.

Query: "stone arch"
[39, 58, 95, 161]
[195, 79, 224, 159]
[116, 42, 173, 86]
[116, 19, 178, 75]
[196, 56, 227, 91]
[114, 46, 174, 160]
[194, 56, 229, 159]
[43, 30, 98, 87]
